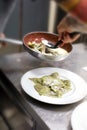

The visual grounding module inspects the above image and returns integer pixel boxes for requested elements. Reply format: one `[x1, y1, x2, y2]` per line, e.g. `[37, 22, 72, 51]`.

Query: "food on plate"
[27, 40, 68, 56]
[29, 72, 71, 97]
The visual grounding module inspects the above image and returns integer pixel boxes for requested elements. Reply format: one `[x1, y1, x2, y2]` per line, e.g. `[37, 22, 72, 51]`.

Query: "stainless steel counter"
[0, 43, 87, 130]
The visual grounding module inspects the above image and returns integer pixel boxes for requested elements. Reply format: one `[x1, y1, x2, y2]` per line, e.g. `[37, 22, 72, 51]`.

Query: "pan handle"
[0, 37, 23, 45]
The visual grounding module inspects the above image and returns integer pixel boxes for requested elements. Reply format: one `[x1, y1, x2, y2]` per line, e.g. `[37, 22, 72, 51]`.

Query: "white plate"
[21, 67, 87, 105]
[71, 101, 87, 130]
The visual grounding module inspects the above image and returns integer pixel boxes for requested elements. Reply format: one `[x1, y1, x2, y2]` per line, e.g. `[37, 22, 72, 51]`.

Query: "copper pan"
[0, 31, 72, 62]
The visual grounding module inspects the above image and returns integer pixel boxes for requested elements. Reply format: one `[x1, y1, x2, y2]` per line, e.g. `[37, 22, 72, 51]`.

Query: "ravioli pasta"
[29, 72, 71, 97]
[27, 41, 68, 56]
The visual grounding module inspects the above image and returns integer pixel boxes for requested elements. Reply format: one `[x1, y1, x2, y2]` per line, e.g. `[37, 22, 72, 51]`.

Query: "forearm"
[58, 14, 87, 33]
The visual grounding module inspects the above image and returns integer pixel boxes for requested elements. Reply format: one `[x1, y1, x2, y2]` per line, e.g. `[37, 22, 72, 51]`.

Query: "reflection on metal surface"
[82, 67, 87, 72]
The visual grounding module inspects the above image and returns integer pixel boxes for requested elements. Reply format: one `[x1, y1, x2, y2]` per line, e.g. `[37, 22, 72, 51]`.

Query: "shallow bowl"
[23, 31, 72, 61]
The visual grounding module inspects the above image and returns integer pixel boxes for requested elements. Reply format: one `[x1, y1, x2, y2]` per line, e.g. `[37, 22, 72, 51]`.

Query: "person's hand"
[57, 13, 87, 43]
[0, 33, 6, 48]
[58, 31, 80, 44]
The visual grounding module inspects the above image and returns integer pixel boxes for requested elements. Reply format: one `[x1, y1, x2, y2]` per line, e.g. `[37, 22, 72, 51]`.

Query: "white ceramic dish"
[71, 101, 87, 130]
[21, 67, 87, 105]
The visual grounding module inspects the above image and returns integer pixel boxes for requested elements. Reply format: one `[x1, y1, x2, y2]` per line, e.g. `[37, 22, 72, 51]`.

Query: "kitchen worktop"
[0, 43, 87, 130]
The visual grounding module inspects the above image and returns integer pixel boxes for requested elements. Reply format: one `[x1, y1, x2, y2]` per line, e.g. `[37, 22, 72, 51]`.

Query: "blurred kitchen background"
[0, 0, 66, 55]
